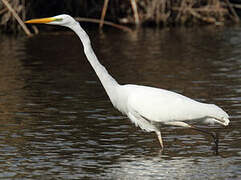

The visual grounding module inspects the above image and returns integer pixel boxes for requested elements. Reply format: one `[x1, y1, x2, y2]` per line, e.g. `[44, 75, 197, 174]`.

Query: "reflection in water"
[106, 155, 241, 180]
[0, 26, 241, 179]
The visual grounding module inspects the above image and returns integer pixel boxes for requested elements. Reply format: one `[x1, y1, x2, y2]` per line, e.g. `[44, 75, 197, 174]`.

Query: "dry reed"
[0, 0, 241, 34]
[0, 0, 31, 34]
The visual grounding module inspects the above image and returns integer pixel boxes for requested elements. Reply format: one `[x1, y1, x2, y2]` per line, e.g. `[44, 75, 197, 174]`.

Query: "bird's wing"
[126, 85, 213, 123]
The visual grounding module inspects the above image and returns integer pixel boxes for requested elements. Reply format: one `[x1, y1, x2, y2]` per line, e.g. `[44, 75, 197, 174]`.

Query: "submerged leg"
[163, 121, 219, 154]
[190, 125, 219, 155]
[156, 131, 164, 149]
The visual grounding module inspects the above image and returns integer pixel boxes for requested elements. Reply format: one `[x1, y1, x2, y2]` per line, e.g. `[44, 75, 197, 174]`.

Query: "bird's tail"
[204, 104, 230, 126]
[204, 116, 230, 126]
[218, 117, 230, 126]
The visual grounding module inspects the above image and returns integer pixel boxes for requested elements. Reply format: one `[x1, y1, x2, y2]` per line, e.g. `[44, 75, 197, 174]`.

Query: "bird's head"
[25, 14, 77, 27]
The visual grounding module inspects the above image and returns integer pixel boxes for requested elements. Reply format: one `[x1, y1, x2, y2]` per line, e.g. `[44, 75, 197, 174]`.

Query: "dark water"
[0, 26, 240, 179]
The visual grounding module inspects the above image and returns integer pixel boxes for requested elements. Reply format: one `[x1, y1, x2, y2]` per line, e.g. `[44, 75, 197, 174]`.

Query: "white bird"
[25, 14, 230, 151]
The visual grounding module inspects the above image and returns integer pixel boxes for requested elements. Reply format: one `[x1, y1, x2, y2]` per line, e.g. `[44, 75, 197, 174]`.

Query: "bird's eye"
[55, 18, 63, 22]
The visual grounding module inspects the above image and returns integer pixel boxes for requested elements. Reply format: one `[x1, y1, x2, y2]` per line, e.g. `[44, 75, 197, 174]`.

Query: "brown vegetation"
[128, 0, 240, 25]
[1, 0, 31, 36]
[0, 0, 241, 35]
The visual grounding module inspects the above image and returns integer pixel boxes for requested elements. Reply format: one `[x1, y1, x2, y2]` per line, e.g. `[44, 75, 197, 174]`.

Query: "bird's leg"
[190, 125, 219, 155]
[156, 131, 164, 149]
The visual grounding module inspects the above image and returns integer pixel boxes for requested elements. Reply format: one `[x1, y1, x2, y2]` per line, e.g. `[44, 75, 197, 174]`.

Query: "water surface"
[0, 26, 240, 179]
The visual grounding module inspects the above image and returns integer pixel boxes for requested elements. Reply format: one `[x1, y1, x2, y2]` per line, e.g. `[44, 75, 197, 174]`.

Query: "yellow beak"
[25, 17, 56, 24]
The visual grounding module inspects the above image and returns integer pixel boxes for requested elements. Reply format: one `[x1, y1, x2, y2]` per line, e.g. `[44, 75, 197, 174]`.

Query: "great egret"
[25, 15, 230, 151]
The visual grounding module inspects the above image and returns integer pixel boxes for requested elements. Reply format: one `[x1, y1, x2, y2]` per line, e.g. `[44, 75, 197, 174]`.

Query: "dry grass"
[133, 0, 239, 25]
[0, 0, 28, 33]
[0, 0, 240, 34]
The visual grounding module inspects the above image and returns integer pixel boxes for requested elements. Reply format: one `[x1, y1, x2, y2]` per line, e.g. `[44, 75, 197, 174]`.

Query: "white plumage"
[25, 14, 230, 150]
[122, 85, 229, 128]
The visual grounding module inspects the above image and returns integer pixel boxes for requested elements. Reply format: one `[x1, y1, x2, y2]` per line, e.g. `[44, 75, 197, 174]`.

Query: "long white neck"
[70, 22, 120, 105]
